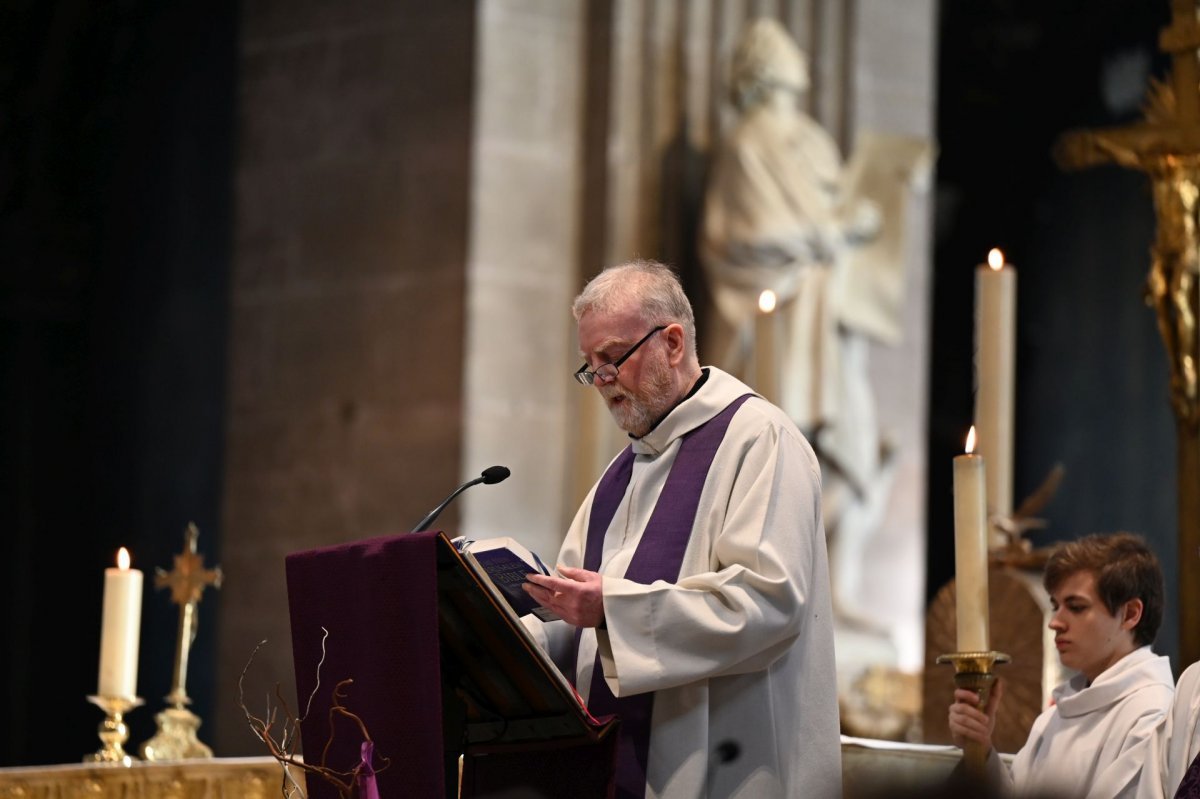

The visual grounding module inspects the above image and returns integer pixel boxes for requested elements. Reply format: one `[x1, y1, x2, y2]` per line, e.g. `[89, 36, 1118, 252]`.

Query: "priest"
[522, 259, 840, 799]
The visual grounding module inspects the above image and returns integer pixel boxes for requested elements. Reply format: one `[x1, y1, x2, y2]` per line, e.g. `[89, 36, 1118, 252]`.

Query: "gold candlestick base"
[936, 651, 1011, 782]
[84, 695, 144, 766]
[936, 652, 1012, 782]
[141, 706, 213, 760]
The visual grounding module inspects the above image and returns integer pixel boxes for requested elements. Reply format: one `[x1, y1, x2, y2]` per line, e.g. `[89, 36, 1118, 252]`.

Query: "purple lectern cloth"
[286, 531, 444, 799]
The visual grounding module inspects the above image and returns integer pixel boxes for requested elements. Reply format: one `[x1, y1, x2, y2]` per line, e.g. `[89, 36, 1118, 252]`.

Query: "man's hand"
[523, 566, 605, 628]
[947, 678, 1004, 751]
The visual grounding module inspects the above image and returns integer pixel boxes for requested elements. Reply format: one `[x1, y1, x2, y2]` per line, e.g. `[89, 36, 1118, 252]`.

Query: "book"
[453, 536, 562, 622]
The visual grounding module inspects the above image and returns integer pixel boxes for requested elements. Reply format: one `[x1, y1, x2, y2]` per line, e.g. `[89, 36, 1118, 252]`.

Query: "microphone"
[410, 466, 511, 533]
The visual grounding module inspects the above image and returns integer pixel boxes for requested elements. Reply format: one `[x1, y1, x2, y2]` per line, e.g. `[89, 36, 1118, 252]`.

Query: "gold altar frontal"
[0, 742, 983, 799]
[0, 757, 297, 799]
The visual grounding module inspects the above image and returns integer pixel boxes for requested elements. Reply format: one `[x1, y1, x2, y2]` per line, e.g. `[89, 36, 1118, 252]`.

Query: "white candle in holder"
[754, 289, 780, 403]
[97, 547, 143, 698]
[953, 427, 990, 652]
[975, 247, 1016, 528]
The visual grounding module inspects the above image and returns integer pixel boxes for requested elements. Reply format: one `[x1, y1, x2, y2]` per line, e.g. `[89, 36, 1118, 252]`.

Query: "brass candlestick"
[936, 650, 1011, 782]
[84, 694, 144, 766]
[141, 522, 222, 761]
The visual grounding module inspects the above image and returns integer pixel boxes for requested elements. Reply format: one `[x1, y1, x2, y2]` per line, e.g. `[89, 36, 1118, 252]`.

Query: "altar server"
[1136, 658, 1200, 798]
[949, 532, 1174, 798]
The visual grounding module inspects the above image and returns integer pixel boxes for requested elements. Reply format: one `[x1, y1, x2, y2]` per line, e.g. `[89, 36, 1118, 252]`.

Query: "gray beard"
[607, 395, 658, 437]
[602, 358, 675, 437]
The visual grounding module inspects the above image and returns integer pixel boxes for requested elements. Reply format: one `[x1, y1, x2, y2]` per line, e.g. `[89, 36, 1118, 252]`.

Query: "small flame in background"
[758, 290, 776, 313]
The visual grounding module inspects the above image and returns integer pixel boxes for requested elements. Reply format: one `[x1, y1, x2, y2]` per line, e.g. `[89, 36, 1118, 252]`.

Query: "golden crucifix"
[1054, 0, 1200, 666]
[141, 522, 223, 760]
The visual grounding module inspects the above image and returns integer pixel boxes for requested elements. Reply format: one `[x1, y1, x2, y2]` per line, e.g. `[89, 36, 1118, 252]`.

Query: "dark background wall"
[0, 0, 236, 764]
[0, 0, 477, 765]
[928, 0, 1181, 667]
[213, 0, 476, 757]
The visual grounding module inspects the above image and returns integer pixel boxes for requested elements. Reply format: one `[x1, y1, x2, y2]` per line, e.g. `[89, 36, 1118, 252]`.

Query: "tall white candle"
[97, 547, 143, 698]
[975, 248, 1016, 541]
[754, 290, 779, 403]
[954, 427, 990, 652]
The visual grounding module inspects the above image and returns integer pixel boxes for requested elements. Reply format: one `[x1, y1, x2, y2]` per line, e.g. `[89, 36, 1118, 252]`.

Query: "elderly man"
[522, 259, 841, 799]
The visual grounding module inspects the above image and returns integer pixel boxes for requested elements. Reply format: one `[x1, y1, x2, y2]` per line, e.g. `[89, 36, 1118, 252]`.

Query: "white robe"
[1137, 659, 1200, 799]
[531, 367, 840, 799]
[999, 646, 1174, 799]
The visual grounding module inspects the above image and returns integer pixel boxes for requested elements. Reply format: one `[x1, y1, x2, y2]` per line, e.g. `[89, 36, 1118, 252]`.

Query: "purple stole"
[1177, 751, 1200, 799]
[575, 393, 752, 799]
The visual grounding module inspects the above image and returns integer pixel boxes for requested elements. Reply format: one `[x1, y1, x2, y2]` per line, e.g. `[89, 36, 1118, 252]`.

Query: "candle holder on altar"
[141, 703, 211, 760]
[84, 694, 144, 766]
[936, 650, 1011, 781]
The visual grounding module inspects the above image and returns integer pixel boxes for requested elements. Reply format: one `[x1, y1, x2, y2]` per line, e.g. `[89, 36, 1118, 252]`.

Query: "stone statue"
[699, 17, 917, 629]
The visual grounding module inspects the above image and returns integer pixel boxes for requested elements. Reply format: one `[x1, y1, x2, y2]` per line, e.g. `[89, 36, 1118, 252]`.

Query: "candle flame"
[117, 547, 131, 570]
[965, 426, 977, 454]
[758, 290, 776, 313]
[987, 248, 1004, 271]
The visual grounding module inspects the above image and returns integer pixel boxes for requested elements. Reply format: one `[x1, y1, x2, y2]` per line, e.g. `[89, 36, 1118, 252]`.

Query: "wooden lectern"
[285, 530, 618, 799]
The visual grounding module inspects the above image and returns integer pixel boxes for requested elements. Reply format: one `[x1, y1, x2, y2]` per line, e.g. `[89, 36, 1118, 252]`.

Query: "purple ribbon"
[356, 740, 380, 799]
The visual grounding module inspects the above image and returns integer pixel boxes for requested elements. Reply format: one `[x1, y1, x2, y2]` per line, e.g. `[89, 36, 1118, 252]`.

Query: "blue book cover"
[458, 537, 561, 622]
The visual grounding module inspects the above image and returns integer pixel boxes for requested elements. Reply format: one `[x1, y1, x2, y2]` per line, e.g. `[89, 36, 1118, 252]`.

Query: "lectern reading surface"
[286, 530, 617, 799]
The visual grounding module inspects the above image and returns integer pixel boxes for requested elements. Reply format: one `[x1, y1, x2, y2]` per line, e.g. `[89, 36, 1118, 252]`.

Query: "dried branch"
[239, 630, 388, 798]
[992, 463, 1066, 544]
[1011, 462, 1065, 523]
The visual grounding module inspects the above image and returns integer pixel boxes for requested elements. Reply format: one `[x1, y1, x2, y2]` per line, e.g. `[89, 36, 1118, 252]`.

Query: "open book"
[453, 536, 562, 622]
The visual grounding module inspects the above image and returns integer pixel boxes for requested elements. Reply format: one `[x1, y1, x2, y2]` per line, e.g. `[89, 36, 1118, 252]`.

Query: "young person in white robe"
[948, 532, 1174, 799]
[1137, 659, 1200, 798]
[521, 260, 841, 799]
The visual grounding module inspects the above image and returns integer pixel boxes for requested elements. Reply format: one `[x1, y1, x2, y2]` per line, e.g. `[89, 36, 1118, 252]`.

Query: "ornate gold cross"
[159, 522, 222, 604]
[1055, 0, 1200, 666]
[155, 522, 222, 709]
[141, 522, 222, 761]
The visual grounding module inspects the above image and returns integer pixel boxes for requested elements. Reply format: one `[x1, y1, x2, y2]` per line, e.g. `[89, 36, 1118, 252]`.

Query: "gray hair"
[571, 259, 699, 361]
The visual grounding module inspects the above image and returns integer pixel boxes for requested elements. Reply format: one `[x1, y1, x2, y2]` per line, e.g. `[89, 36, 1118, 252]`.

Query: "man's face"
[577, 310, 674, 437]
[1048, 570, 1136, 683]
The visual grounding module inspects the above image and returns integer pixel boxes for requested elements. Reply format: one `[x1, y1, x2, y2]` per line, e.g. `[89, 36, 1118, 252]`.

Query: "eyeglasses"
[574, 325, 667, 385]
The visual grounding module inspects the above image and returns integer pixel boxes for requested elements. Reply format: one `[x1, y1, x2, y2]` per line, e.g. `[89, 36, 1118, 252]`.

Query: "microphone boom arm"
[409, 466, 510, 534]
[410, 477, 484, 533]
